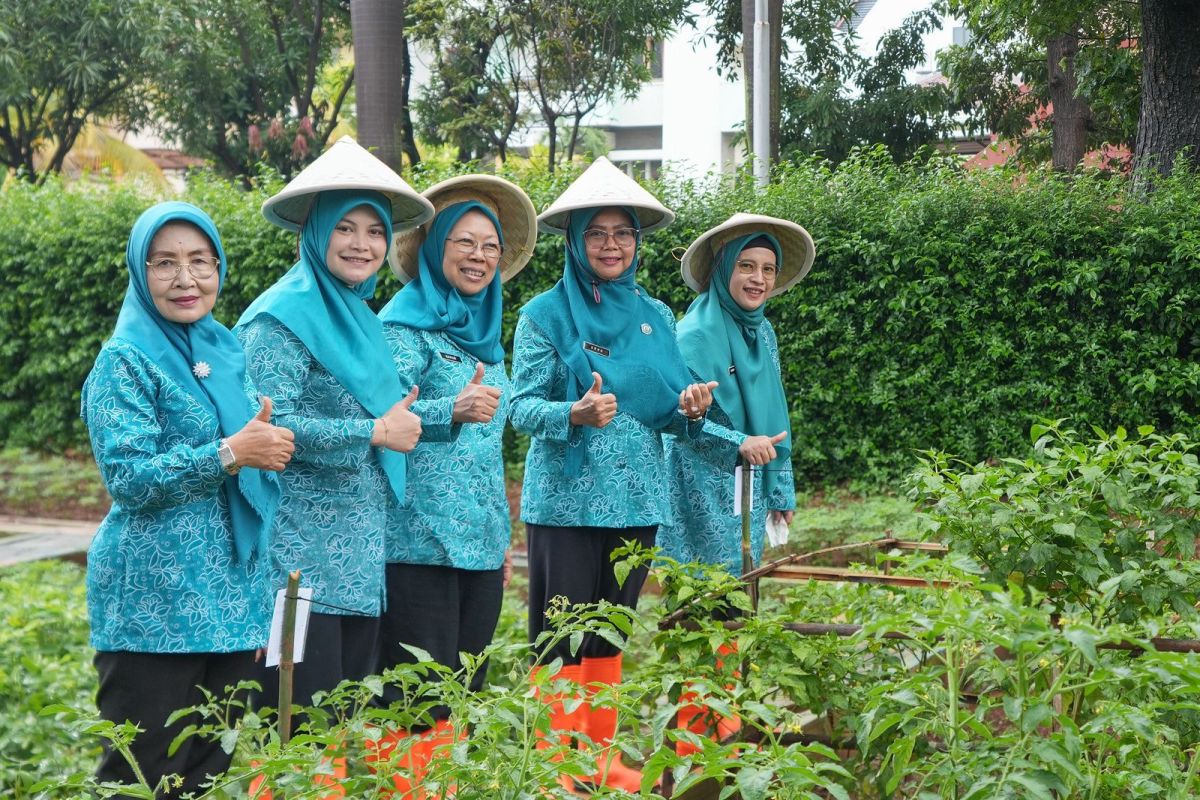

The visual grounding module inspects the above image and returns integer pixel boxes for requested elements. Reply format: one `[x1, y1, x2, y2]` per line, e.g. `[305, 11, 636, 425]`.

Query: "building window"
[952, 26, 971, 46]
[611, 126, 663, 150]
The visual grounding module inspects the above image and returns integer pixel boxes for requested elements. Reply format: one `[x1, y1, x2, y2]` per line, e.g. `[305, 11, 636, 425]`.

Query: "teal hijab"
[521, 207, 692, 473]
[676, 233, 792, 496]
[378, 201, 505, 363]
[112, 201, 279, 562]
[236, 190, 408, 503]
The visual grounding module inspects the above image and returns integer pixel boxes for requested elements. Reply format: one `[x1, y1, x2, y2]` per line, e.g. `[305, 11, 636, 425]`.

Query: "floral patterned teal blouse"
[510, 299, 704, 528]
[237, 315, 388, 616]
[82, 340, 273, 653]
[382, 325, 511, 570]
[659, 320, 796, 575]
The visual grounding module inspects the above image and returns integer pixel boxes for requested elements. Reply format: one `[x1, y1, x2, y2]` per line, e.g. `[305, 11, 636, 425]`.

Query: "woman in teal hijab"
[373, 175, 536, 792]
[509, 157, 718, 792]
[82, 201, 294, 794]
[233, 139, 433, 760]
[659, 214, 814, 755]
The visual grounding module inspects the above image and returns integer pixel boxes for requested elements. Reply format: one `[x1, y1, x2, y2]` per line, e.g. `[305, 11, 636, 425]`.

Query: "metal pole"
[278, 569, 301, 746]
[752, 0, 771, 187]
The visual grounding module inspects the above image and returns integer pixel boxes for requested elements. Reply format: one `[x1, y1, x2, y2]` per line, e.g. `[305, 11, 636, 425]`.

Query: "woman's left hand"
[771, 510, 795, 525]
[679, 381, 719, 420]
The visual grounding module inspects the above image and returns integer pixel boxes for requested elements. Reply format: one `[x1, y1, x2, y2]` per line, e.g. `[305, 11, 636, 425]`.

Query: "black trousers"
[378, 562, 505, 723]
[254, 612, 380, 713]
[94, 650, 257, 797]
[526, 524, 657, 666]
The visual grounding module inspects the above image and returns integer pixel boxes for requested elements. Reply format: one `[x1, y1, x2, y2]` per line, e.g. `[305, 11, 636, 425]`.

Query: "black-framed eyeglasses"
[582, 227, 639, 248]
[734, 260, 778, 280]
[446, 237, 503, 260]
[146, 257, 220, 282]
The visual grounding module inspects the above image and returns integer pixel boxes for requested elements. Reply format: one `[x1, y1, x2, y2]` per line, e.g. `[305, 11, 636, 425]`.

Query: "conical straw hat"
[390, 174, 537, 284]
[681, 213, 815, 298]
[537, 156, 674, 234]
[261, 136, 434, 232]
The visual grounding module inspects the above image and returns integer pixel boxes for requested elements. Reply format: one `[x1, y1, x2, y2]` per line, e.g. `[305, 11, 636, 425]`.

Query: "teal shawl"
[236, 190, 408, 503]
[378, 201, 505, 363]
[521, 207, 692, 473]
[113, 201, 279, 562]
[676, 233, 792, 498]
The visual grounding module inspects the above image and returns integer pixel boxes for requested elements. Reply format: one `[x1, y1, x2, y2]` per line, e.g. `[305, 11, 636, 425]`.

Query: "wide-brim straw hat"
[261, 136, 434, 232]
[389, 174, 537, 284]
[681, 213, 815, 298]
[537, 156, 675, 235]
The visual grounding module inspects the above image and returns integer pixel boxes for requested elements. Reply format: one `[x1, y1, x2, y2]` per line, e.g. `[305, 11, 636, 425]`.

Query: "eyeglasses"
[582, 227, 639, 248]
[146, 257, 220, 282]
[446, 237, 503, 260]
[734, 260, 778, 280]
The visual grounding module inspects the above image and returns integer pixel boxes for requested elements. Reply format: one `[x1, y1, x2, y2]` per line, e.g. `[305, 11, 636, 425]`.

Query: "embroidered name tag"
[439, 351, 463, 363]
[583, 341, 611, 357]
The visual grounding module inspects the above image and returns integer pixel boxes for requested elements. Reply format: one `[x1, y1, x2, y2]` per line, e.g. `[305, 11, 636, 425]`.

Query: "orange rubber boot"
[532, 663, 585, 792]
[313, 754, 347, 799]
[580, 655, 644, 793]
[675, 642, 742, 757]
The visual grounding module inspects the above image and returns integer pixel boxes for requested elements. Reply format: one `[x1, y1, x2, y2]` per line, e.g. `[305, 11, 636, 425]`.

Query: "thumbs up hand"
[679, 380, 720, 420]
[373, 386, 423, 452]
[225, 396, 296, 472]
[569, 371, 618, 428]
[738, 430, 788, 465]
[452, 362, 503, 424]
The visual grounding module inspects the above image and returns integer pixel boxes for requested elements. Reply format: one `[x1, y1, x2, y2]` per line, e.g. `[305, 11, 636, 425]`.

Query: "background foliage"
[1, 153, 1197, 483]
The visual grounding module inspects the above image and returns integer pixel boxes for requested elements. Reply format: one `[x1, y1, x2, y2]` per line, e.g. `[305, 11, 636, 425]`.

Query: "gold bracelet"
[377, 416, 389, 443]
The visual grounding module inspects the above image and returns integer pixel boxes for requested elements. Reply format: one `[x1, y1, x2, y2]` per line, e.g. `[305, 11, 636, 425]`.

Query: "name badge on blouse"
[728, 365, 737, 374]
[583, 342, 611, 358]
[439, 351, 463, 364]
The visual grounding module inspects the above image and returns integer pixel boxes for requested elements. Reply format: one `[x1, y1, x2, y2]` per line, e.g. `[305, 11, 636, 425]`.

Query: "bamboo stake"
[740, 460, 758, 611]
[279, 569, 301, 746]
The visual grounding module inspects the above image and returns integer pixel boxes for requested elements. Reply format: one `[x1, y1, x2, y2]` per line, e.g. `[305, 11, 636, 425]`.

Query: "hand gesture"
[771, 510, 795, 526]
[373, 386, 422, 452]
[679, 381, 719, 420]
[453, 362, 502, 424]
[738, 431, 787, 465]
[569, 372, 618, 429]
[226, 397, 295, 472]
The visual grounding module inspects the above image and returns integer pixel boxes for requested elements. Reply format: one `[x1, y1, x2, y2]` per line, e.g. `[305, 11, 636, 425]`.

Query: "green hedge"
[2, 150, 1197, 483]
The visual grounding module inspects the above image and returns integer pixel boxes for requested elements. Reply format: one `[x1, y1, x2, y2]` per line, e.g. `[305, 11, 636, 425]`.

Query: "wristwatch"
[218, 438, 241, 475]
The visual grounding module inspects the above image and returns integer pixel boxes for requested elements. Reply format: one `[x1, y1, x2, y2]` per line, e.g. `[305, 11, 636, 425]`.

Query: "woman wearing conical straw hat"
[234, 136, 434, 795]
[659, 213, 813, 755]
[369, 175, 537, 795]
[82, 202, 292, 795]
[510, 156, 718, 792]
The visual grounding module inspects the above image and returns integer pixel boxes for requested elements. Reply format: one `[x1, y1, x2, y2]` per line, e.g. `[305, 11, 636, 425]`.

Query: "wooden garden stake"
[279, 569, 301, 746]
[740, 460, 759, 611]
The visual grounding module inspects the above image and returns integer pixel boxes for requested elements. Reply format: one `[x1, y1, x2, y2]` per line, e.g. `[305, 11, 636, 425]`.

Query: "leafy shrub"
[912, 420, 1200, 623]
[0, 561, 96, 796]
[3, 152, 1198, 484]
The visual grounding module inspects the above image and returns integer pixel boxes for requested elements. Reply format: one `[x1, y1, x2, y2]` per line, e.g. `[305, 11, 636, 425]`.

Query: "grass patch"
[0, 448, 109, 520]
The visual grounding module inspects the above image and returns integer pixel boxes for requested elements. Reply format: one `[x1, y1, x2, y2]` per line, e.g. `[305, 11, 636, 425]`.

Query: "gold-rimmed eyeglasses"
[446, 236, 503, 260]
[582, 227, 639, 248]
[146, 257, 220, 282]
[734, 260, 778, 280]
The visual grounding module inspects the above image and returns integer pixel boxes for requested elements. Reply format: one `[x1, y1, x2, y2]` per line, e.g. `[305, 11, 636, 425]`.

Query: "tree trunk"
[1047, 30, 1090, 171]
[546, 115, 558, 172]
[350, 0, 410, 171]
[397, 34, 421, 167]
[1134, 0, 1200, 178]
